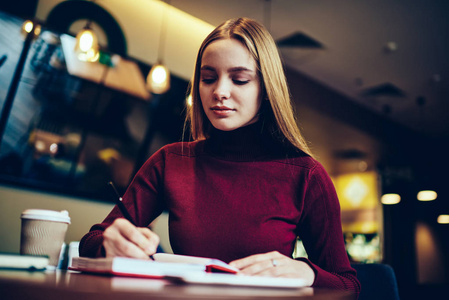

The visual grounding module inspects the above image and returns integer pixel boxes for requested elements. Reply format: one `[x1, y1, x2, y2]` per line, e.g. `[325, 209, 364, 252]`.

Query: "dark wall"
[0, 1, 38, 19]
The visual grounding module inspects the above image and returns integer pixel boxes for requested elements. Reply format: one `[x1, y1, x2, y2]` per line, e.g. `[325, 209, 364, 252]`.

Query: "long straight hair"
[186, 17, 313, 157]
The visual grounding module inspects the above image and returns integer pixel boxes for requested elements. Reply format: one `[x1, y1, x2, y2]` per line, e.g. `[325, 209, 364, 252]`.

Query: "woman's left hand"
[228, 251, 315, 286]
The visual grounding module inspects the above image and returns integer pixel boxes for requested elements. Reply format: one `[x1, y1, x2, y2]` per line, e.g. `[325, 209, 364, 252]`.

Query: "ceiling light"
[381, 193, 401, 205]
[75, 26, 99, 62]
[21, 20, 41, 39]
[147, 63, 170, 94]
[417, 190, 437, 201]
[384, 41, 397, 53]
[437, 215, 449, 224]
[146, 0, 171, 94]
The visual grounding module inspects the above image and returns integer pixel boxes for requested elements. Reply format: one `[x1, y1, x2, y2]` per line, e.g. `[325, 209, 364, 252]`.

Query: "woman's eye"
[201, 78, 216, 84]
[233, 79, 249, 85]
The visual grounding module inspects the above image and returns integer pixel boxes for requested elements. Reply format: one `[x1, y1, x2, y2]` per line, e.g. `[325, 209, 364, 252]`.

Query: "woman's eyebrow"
[200, 65, 255, 73]
[200, 65, 215, 72]
[228, 66, 254, 73]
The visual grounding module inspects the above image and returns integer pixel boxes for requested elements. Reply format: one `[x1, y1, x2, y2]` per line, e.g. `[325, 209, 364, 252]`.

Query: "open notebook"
[69, 253, 307, 288]
[69, 253, 238, 278]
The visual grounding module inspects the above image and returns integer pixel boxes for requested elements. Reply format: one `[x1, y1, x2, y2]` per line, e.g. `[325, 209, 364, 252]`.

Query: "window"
[0, 11, 187, 200]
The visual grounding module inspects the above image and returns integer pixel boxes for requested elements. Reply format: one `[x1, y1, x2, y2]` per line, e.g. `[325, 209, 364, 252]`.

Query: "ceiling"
[169, 0, 449, 141]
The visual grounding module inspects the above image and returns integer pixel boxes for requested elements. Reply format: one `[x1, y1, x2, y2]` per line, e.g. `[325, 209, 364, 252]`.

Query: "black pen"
[107, 181, 135, 224]
[107, 181, 155, 260]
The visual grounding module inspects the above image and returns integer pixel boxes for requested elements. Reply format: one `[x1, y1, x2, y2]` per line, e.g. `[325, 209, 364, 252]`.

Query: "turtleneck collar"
[203, 121, 288, 161]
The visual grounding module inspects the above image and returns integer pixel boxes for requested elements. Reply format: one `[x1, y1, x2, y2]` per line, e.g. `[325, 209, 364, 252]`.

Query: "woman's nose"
[213, 79, 231, 100]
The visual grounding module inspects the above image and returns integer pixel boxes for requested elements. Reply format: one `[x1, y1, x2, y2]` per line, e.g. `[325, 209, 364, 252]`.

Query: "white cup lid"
[21, 209, 71, 224]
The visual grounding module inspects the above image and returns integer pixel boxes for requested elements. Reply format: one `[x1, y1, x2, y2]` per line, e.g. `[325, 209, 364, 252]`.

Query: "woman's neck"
[203, 121, 288, 161]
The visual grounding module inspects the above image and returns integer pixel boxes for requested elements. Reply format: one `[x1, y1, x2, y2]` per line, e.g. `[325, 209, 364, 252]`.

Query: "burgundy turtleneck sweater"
[79, 122, 360, 293]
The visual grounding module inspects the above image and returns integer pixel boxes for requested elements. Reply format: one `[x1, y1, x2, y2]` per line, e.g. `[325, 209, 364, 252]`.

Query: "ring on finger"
[271, 259, 278, 267]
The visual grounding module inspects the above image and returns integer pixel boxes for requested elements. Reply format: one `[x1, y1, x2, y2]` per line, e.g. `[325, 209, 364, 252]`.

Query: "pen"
[107, 181, 135, 224]
[107, 181, 155, 260]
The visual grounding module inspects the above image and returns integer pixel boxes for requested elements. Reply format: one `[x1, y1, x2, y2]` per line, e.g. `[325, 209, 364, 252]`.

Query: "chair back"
[351, 263, 400, 300]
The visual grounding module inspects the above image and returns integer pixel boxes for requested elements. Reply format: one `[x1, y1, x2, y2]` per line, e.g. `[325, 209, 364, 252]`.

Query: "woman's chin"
[210, 118, 258, 132]
[212, 124, 239, 131]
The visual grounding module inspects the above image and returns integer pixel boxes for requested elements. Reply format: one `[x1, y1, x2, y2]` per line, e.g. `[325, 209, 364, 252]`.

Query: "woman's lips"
[211, 106, 235, 117]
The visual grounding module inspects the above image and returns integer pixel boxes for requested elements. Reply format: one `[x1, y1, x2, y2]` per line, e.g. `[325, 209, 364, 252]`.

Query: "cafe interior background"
[0, 0, 448, 298]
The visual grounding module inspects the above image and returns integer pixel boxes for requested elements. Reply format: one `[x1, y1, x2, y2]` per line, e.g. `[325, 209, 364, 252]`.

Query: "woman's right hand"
[102, 218, 160, 259]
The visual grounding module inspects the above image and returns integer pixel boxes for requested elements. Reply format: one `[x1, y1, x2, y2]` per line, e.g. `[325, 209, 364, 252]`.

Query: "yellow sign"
[333, 171, 379, 233]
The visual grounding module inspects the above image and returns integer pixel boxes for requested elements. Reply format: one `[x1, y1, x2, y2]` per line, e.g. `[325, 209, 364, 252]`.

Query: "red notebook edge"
[205, 264, 238, 274]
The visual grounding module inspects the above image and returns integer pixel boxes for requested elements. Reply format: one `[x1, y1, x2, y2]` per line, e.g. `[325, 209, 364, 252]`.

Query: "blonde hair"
[186, 17, 313, 157]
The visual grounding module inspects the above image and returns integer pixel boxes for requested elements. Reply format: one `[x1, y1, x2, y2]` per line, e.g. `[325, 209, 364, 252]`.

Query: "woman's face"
[199, 38, 262, 131]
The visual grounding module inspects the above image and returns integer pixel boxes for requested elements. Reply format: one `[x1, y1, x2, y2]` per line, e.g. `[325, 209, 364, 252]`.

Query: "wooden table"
[0, 270, 356, 300]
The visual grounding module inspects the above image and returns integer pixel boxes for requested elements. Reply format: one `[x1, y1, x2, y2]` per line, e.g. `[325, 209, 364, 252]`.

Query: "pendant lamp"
[74, 21, 99, 62]
[147, 0, 170, 94]
[21, 20, 41, 38]
[147, 62, 170, 94]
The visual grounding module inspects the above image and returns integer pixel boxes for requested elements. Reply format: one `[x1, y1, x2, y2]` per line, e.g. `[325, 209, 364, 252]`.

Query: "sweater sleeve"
[297, 162, 361, 295]
[79, 149, 167, 258]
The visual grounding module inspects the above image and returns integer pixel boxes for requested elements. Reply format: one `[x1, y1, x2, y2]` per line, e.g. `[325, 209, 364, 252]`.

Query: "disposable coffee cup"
[20, 209, 71, 269]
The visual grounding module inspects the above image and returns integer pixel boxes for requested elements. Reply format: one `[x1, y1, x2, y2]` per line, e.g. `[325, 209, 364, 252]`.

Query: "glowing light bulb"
[146, 63, 170, 94]
[79, 31, 94, 52]
[49, 143, 58, 154]
[381, 193, 401, 205]
[437, 215, 449, 224]
[21, 20, 40, 38]
[417, 190, 437, 201]
[23, 21, 34, 33]
[35, 141, 45, 152]
[75, 27, 99, 62]
[151, 65, 168, 84]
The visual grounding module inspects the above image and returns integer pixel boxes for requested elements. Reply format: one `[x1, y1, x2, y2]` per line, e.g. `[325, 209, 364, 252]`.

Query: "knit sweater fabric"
[79, 122, 360, 293]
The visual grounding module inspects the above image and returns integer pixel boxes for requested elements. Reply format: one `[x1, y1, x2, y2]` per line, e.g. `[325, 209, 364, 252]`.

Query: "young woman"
[79, 17, 360, 293]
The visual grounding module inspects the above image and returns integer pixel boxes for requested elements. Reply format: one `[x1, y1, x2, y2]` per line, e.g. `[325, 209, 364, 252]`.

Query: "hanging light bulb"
[22, 20, 34, 34]
[146, 0, 171, 94]
[147, 62, 170, 94]
[74, 24, 99, 62]
[21, 20, 41, 39]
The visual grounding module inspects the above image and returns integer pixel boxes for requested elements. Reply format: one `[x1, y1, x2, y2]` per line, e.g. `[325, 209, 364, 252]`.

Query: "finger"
[229, 253, 267, 269]
[104, 219, 152, 259]
[238, 256, 290, 276]
[115, 219, 151, 247]
[251, 260, 316, 286]
[137, 227, 160, 255]
[103, 224, 149, 259]
[229, 251, 281, 269]
[253, 265, 288, 277]
[237, 259, 274, 275]
[253, 261, 311, 279]
[249, 258, 289, 276]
